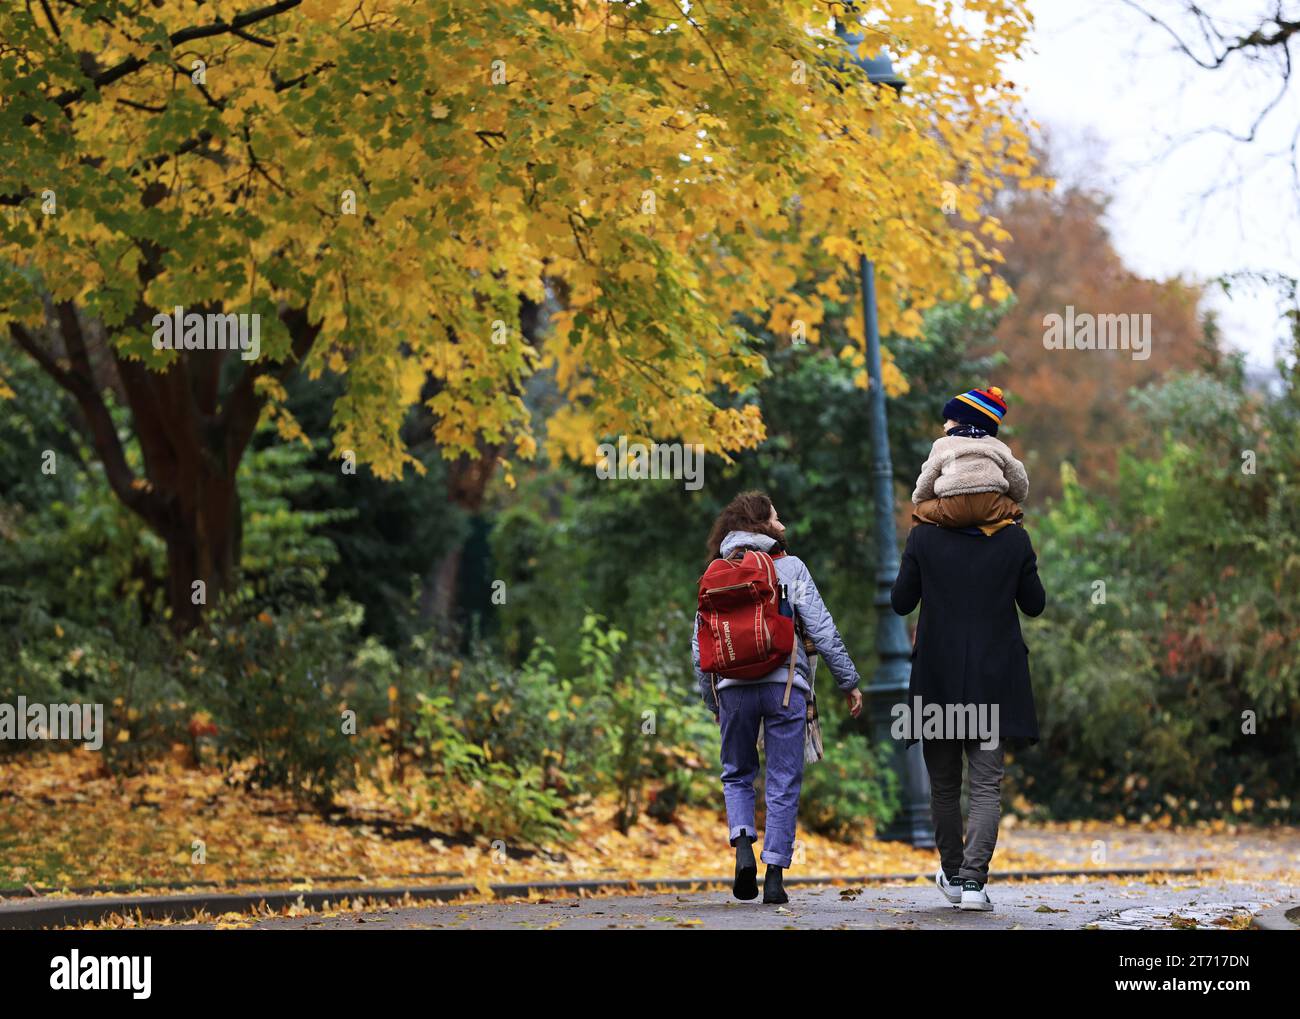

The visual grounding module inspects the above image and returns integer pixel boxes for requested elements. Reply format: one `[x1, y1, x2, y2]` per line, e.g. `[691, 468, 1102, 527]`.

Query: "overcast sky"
[1011, 0, 1300, 377]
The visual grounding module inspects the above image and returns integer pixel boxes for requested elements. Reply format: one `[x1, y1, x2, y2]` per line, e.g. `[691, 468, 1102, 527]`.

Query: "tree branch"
[221, 305, 322, 467]
[8, 313, 163, 528]
[23, 0, 304, 125]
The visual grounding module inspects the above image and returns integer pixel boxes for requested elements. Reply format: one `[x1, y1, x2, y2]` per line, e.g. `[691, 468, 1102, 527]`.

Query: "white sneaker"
[935, 868, 962, 905]
[960, 879, 993, 911]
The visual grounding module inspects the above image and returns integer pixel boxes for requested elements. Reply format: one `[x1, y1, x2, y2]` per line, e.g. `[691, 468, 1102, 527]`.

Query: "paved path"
[999, 827, 1300, 876]
[208, 876, 1293, 931]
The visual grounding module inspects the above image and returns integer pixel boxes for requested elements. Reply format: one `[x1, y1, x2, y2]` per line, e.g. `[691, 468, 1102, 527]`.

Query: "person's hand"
[845, 688, 863, 719]
[713, 713, 720, 725]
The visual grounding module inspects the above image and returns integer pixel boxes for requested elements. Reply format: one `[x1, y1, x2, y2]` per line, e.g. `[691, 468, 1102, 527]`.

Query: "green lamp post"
[837, 18, 935, 846]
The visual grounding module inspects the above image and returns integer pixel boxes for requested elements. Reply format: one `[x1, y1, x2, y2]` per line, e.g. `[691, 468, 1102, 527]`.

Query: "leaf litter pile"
[1, 751, 962, 893]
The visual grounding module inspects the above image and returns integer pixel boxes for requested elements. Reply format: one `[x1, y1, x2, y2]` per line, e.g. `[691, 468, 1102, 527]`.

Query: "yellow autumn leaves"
[2, 0, 1042, 476]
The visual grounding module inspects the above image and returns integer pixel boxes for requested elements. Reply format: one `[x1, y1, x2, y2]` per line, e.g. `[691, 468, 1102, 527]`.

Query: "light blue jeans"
[718, 683, 807, 868]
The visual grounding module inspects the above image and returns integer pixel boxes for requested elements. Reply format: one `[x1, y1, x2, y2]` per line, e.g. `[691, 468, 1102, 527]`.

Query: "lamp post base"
[874, 740, 936, 847]
[866, 676, 935, 848]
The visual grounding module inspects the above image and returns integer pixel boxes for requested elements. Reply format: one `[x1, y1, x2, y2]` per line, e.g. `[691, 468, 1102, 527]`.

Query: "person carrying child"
[911, 385, 1027, 536]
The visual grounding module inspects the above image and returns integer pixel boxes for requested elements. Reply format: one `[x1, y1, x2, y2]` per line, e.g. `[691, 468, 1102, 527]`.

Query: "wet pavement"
[203, 875, 1293, 930]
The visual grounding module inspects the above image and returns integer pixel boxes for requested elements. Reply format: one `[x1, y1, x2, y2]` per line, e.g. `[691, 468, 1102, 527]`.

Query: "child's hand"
[845, 688, 863, 718]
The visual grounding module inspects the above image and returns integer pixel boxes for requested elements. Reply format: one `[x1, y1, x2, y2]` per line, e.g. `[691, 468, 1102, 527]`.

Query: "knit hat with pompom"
[942, 386, 1008, 435]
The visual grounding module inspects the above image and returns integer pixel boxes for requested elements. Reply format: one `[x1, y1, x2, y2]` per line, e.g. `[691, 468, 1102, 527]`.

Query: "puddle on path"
[1092, 900, 1264, 930]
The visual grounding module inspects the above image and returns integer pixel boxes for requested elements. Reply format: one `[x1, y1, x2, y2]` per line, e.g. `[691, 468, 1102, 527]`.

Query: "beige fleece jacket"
[911, 434, 1029, 504]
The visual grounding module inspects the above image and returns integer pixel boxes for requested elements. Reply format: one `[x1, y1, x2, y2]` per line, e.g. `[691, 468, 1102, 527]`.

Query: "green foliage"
[238, 437, 354, 596]
[0, 600, 190, 770]
[576, 613, 719, 833]
[0, 345, 361, 629]
[0, 586, 373, 801]
[0, 348, 163, 623]
[886, 299, 1011, 482]
[799, 727, 900, 839]
[413, 694, 568, 845]
[1011, 349, 1300, 821]
[10, 295, 1298, 841]
[397, 611, 717, 839]
[280, 371, 460, 647]
[185, 599, 371, 806]
[491, 301, 1003, 670]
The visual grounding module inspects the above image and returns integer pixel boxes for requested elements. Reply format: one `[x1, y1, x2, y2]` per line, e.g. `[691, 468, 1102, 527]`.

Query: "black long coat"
[890, 523, 1046, 746]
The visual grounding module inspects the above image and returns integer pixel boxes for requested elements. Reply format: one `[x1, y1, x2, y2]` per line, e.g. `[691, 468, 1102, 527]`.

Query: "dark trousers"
[921, 738, 1005, 884]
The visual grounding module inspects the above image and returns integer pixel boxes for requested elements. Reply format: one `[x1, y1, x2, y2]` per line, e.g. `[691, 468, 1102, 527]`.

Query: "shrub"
[187, 599, 372, 805]
[412, 694, 568, 844]
[798, 724, 900, 839]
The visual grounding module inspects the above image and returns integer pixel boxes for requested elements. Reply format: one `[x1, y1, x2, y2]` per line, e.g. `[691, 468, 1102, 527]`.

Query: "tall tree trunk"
[162, 472, 241, 632]
[421, 449, 501, 627]
[10, 302, 320, 633]
[422, 546, 463, 625]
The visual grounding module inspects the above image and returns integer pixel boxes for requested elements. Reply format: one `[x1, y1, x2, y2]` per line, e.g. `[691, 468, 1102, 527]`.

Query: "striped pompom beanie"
[942, 386, 1008, 436]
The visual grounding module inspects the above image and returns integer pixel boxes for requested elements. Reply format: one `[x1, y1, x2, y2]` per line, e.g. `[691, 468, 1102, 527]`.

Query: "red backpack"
[697, 548, 797, 690]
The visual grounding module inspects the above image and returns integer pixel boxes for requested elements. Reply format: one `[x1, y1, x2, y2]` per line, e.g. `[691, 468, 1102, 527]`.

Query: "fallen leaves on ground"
[0, 751, 1044, 896]
[3, 751, 1295, 931]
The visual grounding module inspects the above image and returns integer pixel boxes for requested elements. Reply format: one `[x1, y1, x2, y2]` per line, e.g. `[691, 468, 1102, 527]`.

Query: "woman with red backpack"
[692, 490, 863, 904]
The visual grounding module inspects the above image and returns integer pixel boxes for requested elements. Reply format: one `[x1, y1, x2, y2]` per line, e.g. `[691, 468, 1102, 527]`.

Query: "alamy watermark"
[596, 436, 704, 491]
[890, 698, 1000, 750]
[1042, 305, 1150, 361]
[50, 951, 151, 999]
[151, 305, 260, 361]
[0, 697, 103, 750]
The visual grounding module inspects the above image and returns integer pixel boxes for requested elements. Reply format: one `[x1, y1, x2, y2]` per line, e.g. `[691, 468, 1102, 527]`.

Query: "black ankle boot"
[732, 836, 758, 900]
[763, 865, 788, 904]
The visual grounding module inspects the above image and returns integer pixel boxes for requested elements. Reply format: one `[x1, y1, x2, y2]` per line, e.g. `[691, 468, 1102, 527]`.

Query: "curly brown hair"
[705, 490, 785, 561]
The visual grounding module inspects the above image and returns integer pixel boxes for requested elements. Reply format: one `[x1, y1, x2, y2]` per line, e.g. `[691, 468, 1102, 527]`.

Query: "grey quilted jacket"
[692, 530, 861, 714]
